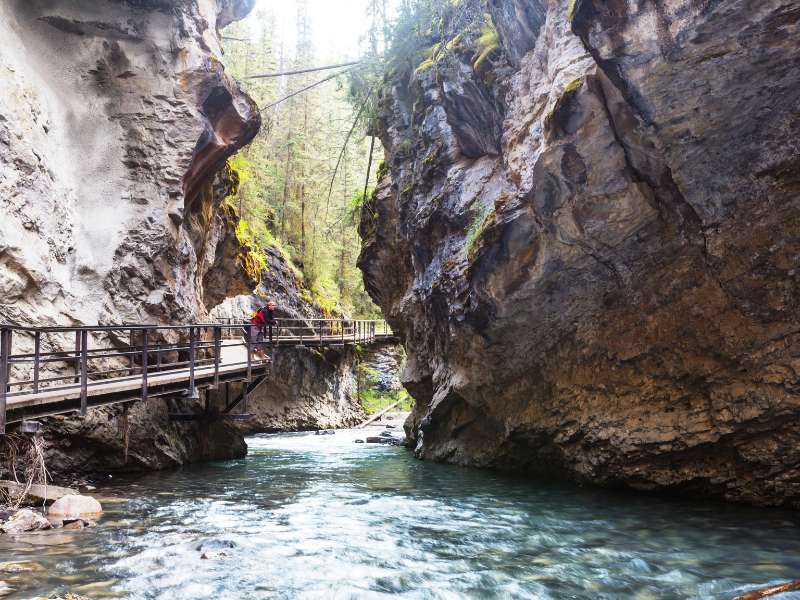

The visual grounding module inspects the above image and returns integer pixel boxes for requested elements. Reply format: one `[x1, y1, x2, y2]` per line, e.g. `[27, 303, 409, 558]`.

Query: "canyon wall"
[360, 0, 800, 506]
[0, 0, 262, 474]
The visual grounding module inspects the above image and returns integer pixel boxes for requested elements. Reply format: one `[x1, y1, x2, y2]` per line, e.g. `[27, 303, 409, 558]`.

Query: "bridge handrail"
[0, 318, 394, 433]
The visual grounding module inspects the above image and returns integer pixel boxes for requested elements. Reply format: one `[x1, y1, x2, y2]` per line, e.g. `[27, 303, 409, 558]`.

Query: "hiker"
[263, 300, 277, 343]
[246, 301, 278, 358]
[247, 306, 268, 359]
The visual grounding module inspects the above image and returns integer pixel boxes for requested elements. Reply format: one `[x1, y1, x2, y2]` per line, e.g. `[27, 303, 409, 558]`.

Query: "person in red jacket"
[263, 300, 277, 342]
[247, 301, 277, 358]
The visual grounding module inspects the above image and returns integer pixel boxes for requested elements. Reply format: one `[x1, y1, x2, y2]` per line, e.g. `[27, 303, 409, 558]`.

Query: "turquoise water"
[1, 429, 799, 599]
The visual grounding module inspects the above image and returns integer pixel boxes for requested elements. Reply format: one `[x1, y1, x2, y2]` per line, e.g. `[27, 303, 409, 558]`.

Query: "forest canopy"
[221, 0, 494, 318]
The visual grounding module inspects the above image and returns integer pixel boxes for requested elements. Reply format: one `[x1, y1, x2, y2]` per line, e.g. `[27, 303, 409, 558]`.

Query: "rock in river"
[198, 538, 236, 559]
[0, 481, 78, 505]
[0, 509, 51, 534]
[365, 436, 405, 446]
[48, 495, 103, 518]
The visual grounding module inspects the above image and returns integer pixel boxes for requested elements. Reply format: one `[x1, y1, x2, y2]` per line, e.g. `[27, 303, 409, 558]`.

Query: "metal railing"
[0, 318, 395, 433]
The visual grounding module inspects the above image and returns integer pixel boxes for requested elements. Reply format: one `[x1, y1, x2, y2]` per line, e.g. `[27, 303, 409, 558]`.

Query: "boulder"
[61, 519, 85, 530]
[366, 435, 405, 446]
[0, 481, 78, 505]
[48, 495, 102, 518]
[365, 436, 396, 445]
[0, 509, 51, 534]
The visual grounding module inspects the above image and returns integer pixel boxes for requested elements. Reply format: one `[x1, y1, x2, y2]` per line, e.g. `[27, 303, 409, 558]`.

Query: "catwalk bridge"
[0, 319, 396, 433]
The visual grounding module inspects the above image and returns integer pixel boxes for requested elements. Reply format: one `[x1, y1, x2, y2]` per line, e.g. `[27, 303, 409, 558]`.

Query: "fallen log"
[358, 399, 404, 429]
[0, 481, 78, 505]
[733, 579, 800, 600]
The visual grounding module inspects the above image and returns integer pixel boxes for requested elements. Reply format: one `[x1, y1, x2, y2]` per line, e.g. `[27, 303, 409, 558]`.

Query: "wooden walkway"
[0, 319, 397, 432]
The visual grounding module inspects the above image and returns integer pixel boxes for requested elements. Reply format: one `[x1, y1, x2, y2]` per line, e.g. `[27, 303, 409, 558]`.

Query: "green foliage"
[360, 388, 414, 415]
[564, 77, 583, 94]
[235, 219, 269, 281]
[472, 16, 499, 73]
[227, 154, 252, 190]
[567, 0, 579, 22]
[466, 206, 496, 258]
[349, 189, 370, 214]
[347, 0, 485, 112]
[220, 5, 384, 319]
[376, 160, 389, 181]
[309, 276, 341, 317]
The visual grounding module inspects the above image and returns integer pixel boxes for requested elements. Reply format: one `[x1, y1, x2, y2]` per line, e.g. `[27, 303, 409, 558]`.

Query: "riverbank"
[1, 430, 799, 599]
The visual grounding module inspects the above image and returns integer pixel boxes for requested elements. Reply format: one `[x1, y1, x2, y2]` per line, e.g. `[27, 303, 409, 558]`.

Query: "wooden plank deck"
[2, 329, 398, 428]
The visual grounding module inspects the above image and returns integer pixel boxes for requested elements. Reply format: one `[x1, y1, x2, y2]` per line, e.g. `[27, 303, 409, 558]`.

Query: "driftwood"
[358, 398, 404, 429]
[733, 579, 800, 600]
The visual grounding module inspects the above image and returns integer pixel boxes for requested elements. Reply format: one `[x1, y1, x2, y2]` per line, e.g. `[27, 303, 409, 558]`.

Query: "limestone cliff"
[360, 0, 800, 507]
[0, 0, 260, 327]
[0, 0, 261, 474]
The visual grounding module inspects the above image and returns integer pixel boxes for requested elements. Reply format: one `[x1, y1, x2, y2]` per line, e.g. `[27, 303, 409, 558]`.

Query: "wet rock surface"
[41, 400, 247, 479]
[198, 538, 236, 559]
[0, 509, 51, 534]
[0, 481, 77, 505]
[359, 0, 800, 506]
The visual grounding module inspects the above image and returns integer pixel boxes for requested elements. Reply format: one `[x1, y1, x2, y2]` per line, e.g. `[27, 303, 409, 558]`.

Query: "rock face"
[41, 400, 247, 477]
[210, 249, 366, 433]
[0, 0, 259, 327]
[234, 346, 363, 433]
[0, 0, 260, 474]
[360, 344, 405, 393]
[360, 0, 800, 506]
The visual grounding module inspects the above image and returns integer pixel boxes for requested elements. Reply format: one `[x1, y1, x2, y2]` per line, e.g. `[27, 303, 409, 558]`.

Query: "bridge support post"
[188, 326, 198, 400]
[0, 327, 10, 435]
[128, 330, 135, 376]
[73, 330, 81, 384]
[213, 326, 221, 390]
[33, 331, 40, 394]
[79, 330, 88, 416]
[141, 328, 149, 402]
[245, 324, 252, 383]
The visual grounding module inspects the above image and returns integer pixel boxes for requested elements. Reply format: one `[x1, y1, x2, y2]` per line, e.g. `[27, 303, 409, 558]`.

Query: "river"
[1, 428, 799, 599]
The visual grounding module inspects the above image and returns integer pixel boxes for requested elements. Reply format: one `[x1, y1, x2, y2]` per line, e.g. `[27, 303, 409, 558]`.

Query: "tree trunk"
[280, 143, 291, 239]
[734, 580, 800, 600]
